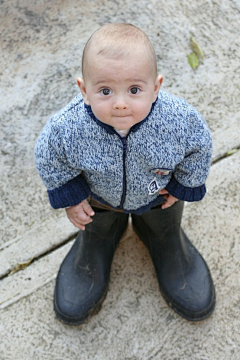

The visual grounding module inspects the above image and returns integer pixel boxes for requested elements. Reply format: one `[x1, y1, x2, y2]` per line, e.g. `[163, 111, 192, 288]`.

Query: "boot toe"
[54, 277, 107, 325]
[161, 279, 215, 321]
[159, 254, 216, 321]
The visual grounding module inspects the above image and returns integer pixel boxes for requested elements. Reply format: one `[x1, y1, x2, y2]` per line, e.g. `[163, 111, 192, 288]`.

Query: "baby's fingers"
[71, 220, 86, 231]
[158, 189, 169, 195]
[161, 194, 179, 209]
[66, 201, 94, 230]
[68, 213, 93, 230]
[82, 199, 95, 217]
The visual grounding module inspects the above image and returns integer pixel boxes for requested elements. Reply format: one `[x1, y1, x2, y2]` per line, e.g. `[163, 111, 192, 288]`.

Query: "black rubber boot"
[132, 201, 215, 321]
[54, 209, 129, 325]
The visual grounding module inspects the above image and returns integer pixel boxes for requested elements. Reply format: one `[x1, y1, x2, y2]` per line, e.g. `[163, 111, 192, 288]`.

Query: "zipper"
[120, 137, 127, 208]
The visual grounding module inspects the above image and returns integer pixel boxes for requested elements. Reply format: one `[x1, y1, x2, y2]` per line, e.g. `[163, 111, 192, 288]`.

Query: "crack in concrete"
[212, 146, 240, 165]
[0, 231, 78, 281]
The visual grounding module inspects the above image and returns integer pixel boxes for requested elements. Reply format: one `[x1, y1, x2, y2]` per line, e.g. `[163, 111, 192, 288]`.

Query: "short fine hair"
[81, 23, 157, 79]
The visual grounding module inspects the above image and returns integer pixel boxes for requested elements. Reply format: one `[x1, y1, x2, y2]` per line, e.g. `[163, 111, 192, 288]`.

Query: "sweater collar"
[84, 98, 158, 135]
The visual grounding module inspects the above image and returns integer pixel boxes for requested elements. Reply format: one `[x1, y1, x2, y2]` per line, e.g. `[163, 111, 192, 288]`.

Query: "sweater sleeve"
[34, 119, 91, 209]
[166, 106, 212, 202]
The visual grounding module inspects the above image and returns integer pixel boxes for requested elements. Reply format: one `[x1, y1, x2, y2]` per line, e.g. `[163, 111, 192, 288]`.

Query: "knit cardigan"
[35, 91, 212, 215]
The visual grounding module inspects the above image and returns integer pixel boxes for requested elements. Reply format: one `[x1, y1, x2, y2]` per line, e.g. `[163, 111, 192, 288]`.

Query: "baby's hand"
[65, 199, 95, 230]
[158, 189, 179, 209]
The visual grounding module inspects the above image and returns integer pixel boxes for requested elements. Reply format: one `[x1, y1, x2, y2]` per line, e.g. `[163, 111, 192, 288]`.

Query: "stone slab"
[1, 0, 240, 359]
[0, 215, 77, 278]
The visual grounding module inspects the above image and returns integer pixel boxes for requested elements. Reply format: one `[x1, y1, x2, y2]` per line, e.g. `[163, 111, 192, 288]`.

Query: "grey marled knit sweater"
[35, 91, 212, 214]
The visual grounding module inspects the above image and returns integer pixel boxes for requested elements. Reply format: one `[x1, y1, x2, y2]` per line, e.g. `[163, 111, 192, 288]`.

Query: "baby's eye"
[100, 88, 111, 96]
[129, 87, 140, 94]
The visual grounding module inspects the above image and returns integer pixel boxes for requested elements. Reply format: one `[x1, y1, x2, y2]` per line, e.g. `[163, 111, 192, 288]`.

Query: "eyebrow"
[127, 79, 148, 84]
[93, 78, 148, 86]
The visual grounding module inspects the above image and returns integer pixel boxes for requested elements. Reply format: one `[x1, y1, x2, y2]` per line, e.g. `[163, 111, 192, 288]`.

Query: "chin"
[115, 124, 132, 130]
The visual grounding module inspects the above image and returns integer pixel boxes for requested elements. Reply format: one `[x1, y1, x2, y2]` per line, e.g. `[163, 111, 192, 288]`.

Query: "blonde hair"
[82, 23, 157, 79]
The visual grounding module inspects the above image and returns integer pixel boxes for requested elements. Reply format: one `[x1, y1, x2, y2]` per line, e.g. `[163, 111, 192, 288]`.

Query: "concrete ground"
[0, 0, 240, 359]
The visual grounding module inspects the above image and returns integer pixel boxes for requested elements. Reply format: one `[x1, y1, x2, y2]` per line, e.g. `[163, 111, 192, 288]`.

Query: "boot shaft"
[74, 210, 129, 270]
[131, 201, 191, 263]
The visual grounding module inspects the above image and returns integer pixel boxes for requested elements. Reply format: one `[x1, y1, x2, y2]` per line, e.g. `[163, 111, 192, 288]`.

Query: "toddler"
[35, 23, 215, 325]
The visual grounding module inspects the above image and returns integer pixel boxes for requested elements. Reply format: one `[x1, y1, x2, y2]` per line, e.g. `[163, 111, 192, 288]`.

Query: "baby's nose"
[113, 96, 129, 110]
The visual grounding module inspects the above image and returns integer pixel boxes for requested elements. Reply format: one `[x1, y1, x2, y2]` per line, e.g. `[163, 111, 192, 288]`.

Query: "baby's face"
[78, 53, 163, 130]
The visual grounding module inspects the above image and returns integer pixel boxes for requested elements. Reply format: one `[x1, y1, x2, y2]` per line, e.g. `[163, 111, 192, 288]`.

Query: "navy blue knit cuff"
[47, 174, 91, 209]
[165, 176, 206, 202]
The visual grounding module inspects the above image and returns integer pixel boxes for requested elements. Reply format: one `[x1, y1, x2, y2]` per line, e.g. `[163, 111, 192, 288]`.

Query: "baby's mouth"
[113, 114, 131, 118]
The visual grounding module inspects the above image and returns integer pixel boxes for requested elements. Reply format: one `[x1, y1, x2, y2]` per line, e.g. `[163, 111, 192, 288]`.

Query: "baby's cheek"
[136, 102, 152, 120]
[93, 106, 110, 124]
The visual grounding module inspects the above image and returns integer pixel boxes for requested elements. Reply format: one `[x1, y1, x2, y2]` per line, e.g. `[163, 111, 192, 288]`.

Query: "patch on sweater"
[148, 177, 161, 195]
[151, 168, 171, 175]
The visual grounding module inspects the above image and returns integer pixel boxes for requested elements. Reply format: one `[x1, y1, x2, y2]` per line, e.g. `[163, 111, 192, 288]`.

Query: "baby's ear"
[77, 77, 90, 105]
[153, 74, 163, 101]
